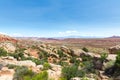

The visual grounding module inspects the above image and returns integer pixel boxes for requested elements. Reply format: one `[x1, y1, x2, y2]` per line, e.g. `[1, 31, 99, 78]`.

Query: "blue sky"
[0, 0, 120, 37]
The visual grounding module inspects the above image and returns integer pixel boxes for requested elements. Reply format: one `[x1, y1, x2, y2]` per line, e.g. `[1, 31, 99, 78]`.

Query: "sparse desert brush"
[13, 66, 35, 80]
[0, 48, 8, 57]
[100, 53, 108, 62]
[24, 71, 48, 80]
[43, 62, 51, 70]
[87, 47, 108, 54]
[82, 47, 89, 52]
[115, 51, 120, 67]
[62, 65, 85, 80]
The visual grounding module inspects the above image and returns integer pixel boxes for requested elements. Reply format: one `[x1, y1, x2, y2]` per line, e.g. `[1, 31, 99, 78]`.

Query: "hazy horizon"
[0, 0, 120, 37]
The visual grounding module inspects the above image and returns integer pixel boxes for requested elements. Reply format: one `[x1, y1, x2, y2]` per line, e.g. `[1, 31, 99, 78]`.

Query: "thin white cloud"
[58, 30, 80, 36]
[10, 33, 23, 37]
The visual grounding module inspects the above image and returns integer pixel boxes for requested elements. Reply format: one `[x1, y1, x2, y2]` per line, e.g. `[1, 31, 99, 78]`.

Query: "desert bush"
[7, 64, 18, 69]
[38, 50, 50, 62]
[57, 50, 67, 58]
[0, 48, 8, 57]
[43, 62, 51, 70]
[9, 52, 25, 60]
[13, 66, 35, 80]
[62, 65, 85, 80]
[100, 53, 108, 62]
[9, 48, 26, 60]
[115, 51, 120, 67]
[25, 57, 43, 65]
[82, 61, 95, 73]
[70, 57, 80, 66]
[81, 55, 92, 61]
[24, 71, 48, 80]
[82, 47, 89, 52]
[58, 60, 69, 66]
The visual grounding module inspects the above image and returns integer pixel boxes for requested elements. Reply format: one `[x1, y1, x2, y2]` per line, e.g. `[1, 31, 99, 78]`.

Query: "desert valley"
[0, 34, 119, 80]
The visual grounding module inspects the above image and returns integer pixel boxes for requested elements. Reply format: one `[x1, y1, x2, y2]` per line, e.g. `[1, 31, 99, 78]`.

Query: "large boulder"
[71, 77, 81, 80]
[0, 59, 36, 68]
[47, 69, 61, 80]
[72, 49, 86, 56]
[109, 45, 120, 54]
[17, 60, 36, 67]
[47, 64, 61, 80]
[60, 46, 71, 54]
[0, 67, 15, 80]
[49, 63, 61, 71]
[0, 42, 16, 53]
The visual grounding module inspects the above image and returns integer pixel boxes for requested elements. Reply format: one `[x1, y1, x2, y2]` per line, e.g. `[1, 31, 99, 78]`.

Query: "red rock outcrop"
[0, 34, 17, 43]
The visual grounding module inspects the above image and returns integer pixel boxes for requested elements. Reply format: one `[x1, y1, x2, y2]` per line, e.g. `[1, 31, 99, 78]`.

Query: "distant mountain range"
[15, 35, 120, 40]
[108, 36, 120, 38]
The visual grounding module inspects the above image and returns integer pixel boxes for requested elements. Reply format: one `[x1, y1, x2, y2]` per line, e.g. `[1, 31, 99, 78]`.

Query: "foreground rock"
[109, 45, 120, 54]
[0, 67, 15, 80]
[47, 63, 61, 80]
[0, 42, 16, 53]
[72, 49, 86, 56]
[0, 57, 40, 73]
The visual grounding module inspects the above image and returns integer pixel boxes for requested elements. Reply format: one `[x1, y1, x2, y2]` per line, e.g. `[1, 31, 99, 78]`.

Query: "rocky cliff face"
[0, 34, 17, 43]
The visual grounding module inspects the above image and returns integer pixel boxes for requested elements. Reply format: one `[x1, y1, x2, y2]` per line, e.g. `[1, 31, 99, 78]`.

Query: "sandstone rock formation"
[109, 45, 120, 54]
[0, 34, 17, 43]
[0, 67, 15, 80]
[0, 42, 16, 53]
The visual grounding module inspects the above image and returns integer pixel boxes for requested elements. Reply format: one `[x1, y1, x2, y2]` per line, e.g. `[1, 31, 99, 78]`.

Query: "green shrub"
[33, 71, 48, 80]
[0, 48, 8, 57]
[38, 50, 49, 58]
[7, 64, 18, 69]
[24, 71, 48, 80]
[13, 66, 35, 80]
[9, 52, 25, 60]
[82, 47, 89, 52]
[62, 65, 85, 80]
[82, 61, 95, 73]
[25, 57, 43, 65]
[57, 50, 67, 58]
[100, 53, 108, 62]
[13, 66, 48, 80]
[115, 51, 120, 67]
[70, 57, 80, 65]
[43, 62, 51, 70]
[58, 60, 69, 66]
[81, 55, 92, 61]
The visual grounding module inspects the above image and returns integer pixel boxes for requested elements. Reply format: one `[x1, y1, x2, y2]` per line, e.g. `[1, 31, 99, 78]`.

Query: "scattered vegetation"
[100, 53, 108, 62]
[82, 47, 89, 52]
[7, 64, 18, 69]
[57, 50, 67, 58]
[0, 48, 8, 57]
[115, 51, 120, 67]
[43, 62, 51, 70]
[13, 66, 35, 80]
[23, 71, 48, 80]
[13, 66, 48, 80]
[62, 65, 85, 80]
